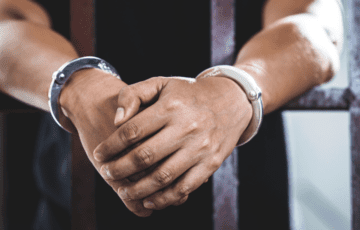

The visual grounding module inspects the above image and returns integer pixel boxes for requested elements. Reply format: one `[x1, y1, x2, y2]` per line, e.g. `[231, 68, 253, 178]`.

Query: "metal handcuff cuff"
[49, 59, 263, 146]
[48, 56, 120, 131]
[196, 65, 263, 147]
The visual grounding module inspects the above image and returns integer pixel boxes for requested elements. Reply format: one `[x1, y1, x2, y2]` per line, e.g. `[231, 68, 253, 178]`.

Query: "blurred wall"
[283, 0, 351, 229]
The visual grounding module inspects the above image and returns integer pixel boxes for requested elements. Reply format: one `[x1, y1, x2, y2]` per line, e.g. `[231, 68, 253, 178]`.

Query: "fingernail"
[100, 165, 112, 179]
[118, 188, 129, 200]
[144, 201, 155, 209]
[114, 107, 125, 125]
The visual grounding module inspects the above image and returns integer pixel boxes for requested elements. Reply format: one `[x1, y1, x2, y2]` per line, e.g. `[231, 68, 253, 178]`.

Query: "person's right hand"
[58, 68, 154, 217]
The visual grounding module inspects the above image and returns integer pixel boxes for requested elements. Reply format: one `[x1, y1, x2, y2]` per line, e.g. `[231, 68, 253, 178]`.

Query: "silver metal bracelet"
[48, 56, 120, 131]
[196, 65, 263, 147]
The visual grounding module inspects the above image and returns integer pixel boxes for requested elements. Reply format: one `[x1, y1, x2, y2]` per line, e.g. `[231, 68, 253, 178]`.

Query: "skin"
[0, 0, 343, 218]
[0, 0, 151, 217]
[93, 0, 343, 214]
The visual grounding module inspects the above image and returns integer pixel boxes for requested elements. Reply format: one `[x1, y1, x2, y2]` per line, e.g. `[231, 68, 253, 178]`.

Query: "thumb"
[114, 77, 169, 126]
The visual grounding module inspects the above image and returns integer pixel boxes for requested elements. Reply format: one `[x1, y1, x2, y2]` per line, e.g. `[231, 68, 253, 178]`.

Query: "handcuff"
[49, 58, 263, 146]
[48, 56, 120, 132]
[196, 65, 263, 146]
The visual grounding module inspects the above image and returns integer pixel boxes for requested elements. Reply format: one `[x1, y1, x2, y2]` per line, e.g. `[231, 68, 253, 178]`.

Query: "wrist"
[197, 74, 253, 142]
[59, 68, 126, 133]
[216, 75, 253, 131]
[196, 65, 262, 146]
[233, 63, 270, 114]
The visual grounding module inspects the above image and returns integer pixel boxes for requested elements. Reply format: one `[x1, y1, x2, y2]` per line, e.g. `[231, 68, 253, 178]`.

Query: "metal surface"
[48, 56, 120, 132]
[286, 87, 352, 110]
[71, 0, 96, 57]
[211, 0, 236, 67]
[348, 0, 360, 229]
[196, 65, 263, 147]
[213, 148, 239, 230]
[211, 0, 238, 229]
[70, 0, 97, 230]
[0, 114, 6, 230]
[71, 136, 96, 230]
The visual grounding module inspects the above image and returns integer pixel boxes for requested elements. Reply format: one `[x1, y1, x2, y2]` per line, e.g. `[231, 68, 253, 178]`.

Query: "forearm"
[0, 19, 78, 111]
[0, 13, 126, 143]
[60, 68, 127, 158]
[234, 3, 342, 114]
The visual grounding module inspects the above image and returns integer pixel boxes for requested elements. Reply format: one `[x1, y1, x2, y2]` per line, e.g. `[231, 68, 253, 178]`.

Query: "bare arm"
[0, 0, 153, 217]
[93, 0, 344, 213]
[236, 0, 342, 113]
[0, 0, 79, 110]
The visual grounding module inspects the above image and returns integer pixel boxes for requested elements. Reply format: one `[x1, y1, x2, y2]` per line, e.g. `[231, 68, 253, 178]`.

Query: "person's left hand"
[93, 75, 253, 212]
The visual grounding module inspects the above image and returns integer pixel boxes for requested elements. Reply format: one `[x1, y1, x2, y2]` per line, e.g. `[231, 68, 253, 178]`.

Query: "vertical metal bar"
[70, 0, 96, 56]
[211, 0, 236, 67]
[350, 109, 360, 230]
[0, 114, 6, 230]
[348, 0, 360, 229]
[211, 1, 238, 229]
[71, 136, 96, 230]
[70, 0, 96, 229]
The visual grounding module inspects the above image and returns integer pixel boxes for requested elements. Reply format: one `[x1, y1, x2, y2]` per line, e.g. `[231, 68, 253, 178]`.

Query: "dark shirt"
[6, 1, 289, 229]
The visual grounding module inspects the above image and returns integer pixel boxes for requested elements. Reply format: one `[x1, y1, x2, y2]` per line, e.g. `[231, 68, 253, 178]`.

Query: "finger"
[99, 125, 183, 181]
[142, 162, 216, 210]
[93, 103, 167, 162]
[119, 147, 199, 201]
[123, 199, 153, 217]
[172, 195, 189, 206]
[127, 162, 159, 182]
[106, 179, 153, 217]
[114, 77, 170, 126]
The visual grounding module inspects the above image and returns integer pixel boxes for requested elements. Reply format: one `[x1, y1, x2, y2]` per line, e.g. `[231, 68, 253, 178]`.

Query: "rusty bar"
[0, 87, 353, 112]
[70, 136, 96, 230]
[348, 0, 360, 229]
[0, 114, 6, 230]
[211, 0, 236, 67]
[351, 108, 360, 230]
[211, 0, 238, 229]
[70, 0, 96, 57]
[285, 87, 352, 110]
[70, 0, 96, 230]
[213, 148, 239, 230]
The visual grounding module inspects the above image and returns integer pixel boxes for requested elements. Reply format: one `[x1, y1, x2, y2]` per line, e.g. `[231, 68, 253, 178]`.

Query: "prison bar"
[0, 0, 359, 229]
[70, 0, 97, 229]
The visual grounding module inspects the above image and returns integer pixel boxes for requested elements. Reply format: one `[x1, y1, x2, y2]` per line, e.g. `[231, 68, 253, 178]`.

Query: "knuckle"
[133, 147, 154, 169]
[127, 190, 140, 200]
[202, 137, 220, 153]
[201, 137, 212, 149]
[164, 97, 184, 112]
[121, 187, 138, 200]
[209, 155, 223, 171]
[177, 185, 191, 197]
[154, 193, 169, 208]
[154, 169, 173, 186]
[185, 120, 199, 133]
[119, 123, 140, 143]
[174, 195, 188, 206]
[119, 85, 133, 97]
[108, 167, 122, 181]
[95, 143, 110, 160]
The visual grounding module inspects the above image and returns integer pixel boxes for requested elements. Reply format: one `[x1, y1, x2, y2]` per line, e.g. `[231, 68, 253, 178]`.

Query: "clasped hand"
[80, 74, 252, 217]
[60, 69, 252, 217]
